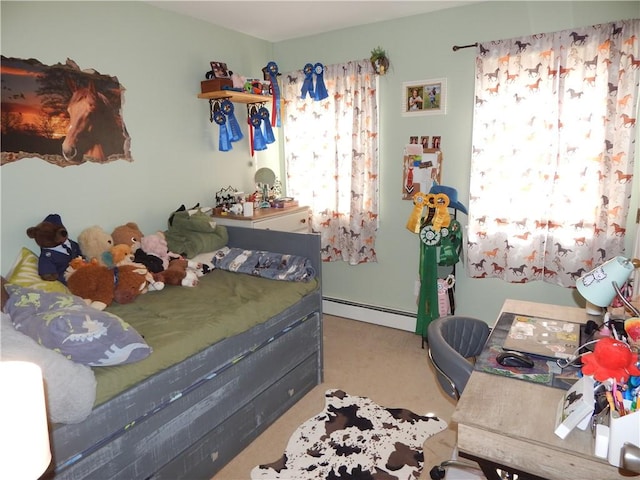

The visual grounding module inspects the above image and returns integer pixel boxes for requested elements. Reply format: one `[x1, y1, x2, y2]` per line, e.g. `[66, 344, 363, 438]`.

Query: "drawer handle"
[300, 219, 306, 223]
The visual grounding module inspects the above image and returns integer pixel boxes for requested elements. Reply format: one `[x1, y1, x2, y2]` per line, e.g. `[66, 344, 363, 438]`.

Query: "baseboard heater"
[322, 297, 417, 332]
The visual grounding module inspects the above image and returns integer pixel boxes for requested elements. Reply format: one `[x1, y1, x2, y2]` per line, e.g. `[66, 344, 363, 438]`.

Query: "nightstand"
[212, 206, 310, 233]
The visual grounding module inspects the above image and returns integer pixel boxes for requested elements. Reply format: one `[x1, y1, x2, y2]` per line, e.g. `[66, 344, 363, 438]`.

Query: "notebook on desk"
[502, 314, 581, 360]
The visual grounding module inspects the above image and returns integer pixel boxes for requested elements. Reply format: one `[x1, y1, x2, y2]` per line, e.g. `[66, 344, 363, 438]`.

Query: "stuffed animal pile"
[111, 224, 201, 287]
[24, 211, 218, 309]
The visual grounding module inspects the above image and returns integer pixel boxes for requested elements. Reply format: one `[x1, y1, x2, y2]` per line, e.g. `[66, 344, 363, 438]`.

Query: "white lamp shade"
[0, 361, 51, 480]
[576, 256, 636, 307]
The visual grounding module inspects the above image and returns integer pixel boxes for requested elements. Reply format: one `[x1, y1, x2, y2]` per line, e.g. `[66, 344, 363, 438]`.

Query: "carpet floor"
[213, 314, 458, 480]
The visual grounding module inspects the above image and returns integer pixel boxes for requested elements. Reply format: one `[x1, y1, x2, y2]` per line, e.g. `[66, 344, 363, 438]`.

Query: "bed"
[30, 226, 323, 479]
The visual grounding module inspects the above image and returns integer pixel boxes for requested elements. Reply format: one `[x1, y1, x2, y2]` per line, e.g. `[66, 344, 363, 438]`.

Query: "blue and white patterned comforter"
[212, 247, 316, 282]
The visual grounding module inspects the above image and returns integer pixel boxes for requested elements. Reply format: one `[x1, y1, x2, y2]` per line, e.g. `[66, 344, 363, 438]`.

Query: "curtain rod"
[452, 43, 478, 51]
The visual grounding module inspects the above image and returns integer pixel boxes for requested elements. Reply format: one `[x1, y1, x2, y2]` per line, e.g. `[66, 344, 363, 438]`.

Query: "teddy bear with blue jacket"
[27, 214, 82, 284]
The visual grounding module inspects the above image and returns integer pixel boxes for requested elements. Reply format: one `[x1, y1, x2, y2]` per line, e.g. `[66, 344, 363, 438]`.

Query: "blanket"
[1, 313, 96, 424]
[213, 247, 316, 282]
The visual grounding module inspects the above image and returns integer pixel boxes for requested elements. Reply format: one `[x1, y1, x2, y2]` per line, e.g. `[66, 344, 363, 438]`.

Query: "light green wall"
[275, 1, 640, 324]
[1, 0, 277, 272]
[2, 1, 639, 326]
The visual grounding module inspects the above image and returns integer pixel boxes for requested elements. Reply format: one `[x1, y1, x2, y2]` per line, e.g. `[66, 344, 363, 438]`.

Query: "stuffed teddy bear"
[26, 214, 82, 284]
[77, 225, 114, 266]
[111, 222, 144, 251]
[66, 263, 150, 310]
[154, 258, 199, 287]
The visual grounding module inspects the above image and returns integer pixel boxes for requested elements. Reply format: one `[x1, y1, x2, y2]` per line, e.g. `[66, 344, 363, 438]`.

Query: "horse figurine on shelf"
[62, 78, 128, 163]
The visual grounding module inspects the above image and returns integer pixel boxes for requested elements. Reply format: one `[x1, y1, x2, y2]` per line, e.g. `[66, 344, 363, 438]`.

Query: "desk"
[451, 299, 638, 480]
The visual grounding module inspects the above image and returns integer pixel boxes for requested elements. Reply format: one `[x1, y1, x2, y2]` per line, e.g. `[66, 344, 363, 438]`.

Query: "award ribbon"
[250, 107, 267, 152]
[265, 61, 281, 127]
[301, 63, 315, 99]
[313, 62, 329, 101]
[212, 106, 231, 152]
[406, 192, 428, 233]
[259, 106, 275, 144]
[221, 99, 243, 142]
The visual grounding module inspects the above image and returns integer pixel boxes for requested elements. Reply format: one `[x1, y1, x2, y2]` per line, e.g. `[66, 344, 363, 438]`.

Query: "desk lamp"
[576, 256, 640, 319]
[0, 361, 51, 480]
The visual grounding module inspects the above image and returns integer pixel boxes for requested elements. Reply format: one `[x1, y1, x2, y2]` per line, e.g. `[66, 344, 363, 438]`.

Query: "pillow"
[1, 313, 96, 424]
[4, 284, 152, 366]
[5, 247, 70, 294]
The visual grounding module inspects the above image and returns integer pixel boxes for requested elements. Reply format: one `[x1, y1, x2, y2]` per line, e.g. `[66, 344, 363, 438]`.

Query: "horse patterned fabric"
[251, 389, 447, 480]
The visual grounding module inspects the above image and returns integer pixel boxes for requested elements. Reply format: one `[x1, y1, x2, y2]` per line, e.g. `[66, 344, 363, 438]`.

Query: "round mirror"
[255, 167, 276, 186]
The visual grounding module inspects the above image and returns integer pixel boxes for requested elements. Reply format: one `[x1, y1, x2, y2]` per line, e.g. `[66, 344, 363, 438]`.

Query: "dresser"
[212, 206, 310, 233]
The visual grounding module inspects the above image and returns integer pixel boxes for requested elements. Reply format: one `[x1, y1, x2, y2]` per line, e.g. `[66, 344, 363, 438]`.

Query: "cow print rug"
[250, 389, 447, 480]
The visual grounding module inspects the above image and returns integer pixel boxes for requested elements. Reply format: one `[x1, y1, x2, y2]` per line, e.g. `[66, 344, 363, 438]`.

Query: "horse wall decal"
[62, 78, 128, 163]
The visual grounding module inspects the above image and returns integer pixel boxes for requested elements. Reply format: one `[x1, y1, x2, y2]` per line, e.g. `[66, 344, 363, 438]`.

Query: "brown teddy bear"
[111, 222, 144, 251]
[27, 214, 82, 283]
[77, 225, 114, 266]
[154, 258, 199, 287]
[66, 262, 150, 310]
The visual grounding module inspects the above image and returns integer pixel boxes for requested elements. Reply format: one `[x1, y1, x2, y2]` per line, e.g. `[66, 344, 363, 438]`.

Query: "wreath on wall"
[370, 46, 389, 75]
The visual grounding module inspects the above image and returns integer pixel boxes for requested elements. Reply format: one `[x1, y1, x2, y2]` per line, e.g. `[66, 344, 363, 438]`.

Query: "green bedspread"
[97, 269, 318, 407]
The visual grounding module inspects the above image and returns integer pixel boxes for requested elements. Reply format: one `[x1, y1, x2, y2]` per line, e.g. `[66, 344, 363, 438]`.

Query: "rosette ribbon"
[313, 62, 328, 101]
[221, 99, 243, 142]
[406, 192, 428, 233]
[250, 108, 267, 152]
[301, 63, 315, 99]
[211, 101, 231, 152]
[264, 61, 281, 127]
[259, 106, 275, 144]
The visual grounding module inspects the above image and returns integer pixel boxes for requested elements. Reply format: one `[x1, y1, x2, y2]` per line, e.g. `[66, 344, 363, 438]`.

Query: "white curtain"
[282, 59, 379, 265]
[466, 19, 640, 287]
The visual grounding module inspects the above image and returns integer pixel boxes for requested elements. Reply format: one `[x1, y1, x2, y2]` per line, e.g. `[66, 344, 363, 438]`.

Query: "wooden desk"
[451, 299, 638, 480]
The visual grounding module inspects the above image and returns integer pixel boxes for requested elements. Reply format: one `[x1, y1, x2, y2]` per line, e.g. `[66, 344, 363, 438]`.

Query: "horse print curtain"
[282, 59, 380, 265]
[466, 19, 640, 287]
[1, 56, 132, 167]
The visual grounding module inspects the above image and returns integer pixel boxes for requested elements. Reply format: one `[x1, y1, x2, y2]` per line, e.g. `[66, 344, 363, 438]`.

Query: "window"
[466, 19, 640, 286]
[282, 59, 379, 265]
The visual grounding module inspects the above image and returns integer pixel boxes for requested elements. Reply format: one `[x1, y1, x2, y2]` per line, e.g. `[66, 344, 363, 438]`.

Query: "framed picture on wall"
[402, 78, 447, 116]
[209, 61, 231, 78]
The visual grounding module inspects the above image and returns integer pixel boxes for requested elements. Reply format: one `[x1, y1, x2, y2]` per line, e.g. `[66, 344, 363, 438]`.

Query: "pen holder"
[608, 402, 640, 467]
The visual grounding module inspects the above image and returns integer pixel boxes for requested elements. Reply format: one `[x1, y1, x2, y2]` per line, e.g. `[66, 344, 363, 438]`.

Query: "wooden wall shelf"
[197, 90, 272, 103]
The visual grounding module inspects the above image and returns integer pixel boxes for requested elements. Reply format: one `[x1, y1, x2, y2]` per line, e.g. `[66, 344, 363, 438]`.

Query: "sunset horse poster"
[1, 56, 132, 166]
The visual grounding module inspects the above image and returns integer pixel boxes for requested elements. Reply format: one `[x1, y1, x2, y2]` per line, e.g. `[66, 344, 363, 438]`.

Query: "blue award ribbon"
[265, 61, 281, 128]
[313, 62, 328, 101]
[213, 111, 231, 152]
[301, 63, 315, 99]
[259, 107, 275, 144]
[250, 112, 267, 151]
[221, 99, 243, 142]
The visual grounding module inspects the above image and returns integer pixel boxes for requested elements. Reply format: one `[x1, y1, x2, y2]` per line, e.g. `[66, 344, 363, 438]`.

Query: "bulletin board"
[402, 146, 442, 200]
